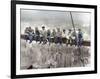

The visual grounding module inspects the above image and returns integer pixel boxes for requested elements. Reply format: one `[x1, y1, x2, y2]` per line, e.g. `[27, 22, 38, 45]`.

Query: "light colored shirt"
[51, 31, 56, 38]
[56, 31, 62, 37]
[62, 32, 67, 38]
[40, 30, 47, 37]
[67, 32, 72, 39]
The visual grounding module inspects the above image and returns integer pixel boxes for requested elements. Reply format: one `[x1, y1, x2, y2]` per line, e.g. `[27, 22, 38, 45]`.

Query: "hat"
[69, 29, 71, 31]
[63, 29, 65, 31]
[78, 29, 81, 31]
[42, 26, 45, 28]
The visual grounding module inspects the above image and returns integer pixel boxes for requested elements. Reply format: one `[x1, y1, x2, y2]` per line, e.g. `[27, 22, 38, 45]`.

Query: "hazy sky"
[20, 9, 91, 40]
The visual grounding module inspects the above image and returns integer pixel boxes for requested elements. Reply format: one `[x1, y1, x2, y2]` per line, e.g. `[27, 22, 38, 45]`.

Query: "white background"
[0, 0, 99, 79]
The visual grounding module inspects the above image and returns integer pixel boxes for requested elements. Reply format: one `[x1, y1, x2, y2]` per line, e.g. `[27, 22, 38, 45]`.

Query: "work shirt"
[40, 30, 47, 38]
[56, 31, 62, 37]
[67, 32, 72, 39]
[35, 30, 40, 36]
[62, 32, 67, 38]
[47, 31, 51, 37]
[78, 31, 83, 41]
[51, 31, 56, 38]
[24, 28, 29, 35]
[71, 31, 77, 40]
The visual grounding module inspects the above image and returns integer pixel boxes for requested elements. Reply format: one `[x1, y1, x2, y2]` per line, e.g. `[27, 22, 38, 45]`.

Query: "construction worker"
[39, 26, 47, 44]
[47, 29, 51, 45]
[24, 27, 30, 42]
[67, 29, 72, 46]
[51, 29, 56, 44]
[35, 27, 40, 43]
[62, 29, 67, 44]
[71, 31, 77, 46]
[77, 29, 83, 47]
[28, 27, 35, 43]
[55, 28, 62, 45]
